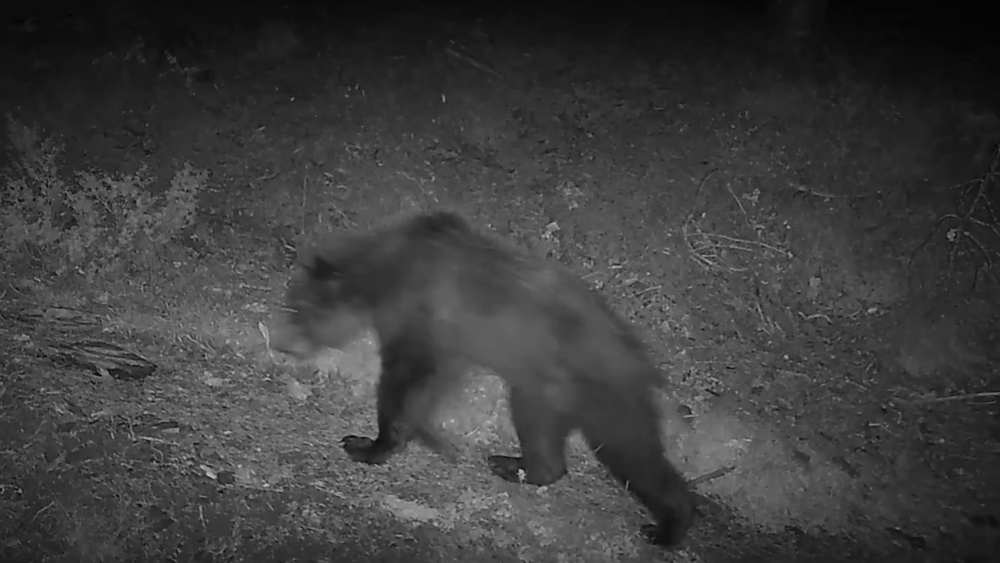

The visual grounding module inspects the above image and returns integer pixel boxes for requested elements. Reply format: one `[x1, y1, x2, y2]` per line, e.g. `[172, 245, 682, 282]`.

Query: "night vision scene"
[0, 1, 997, 562]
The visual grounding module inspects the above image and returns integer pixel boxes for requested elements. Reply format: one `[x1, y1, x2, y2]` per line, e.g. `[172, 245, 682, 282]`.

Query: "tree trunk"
[768, 0, 829, 64]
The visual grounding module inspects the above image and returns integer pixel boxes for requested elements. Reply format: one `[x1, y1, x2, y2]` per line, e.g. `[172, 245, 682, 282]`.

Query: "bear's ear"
[305, 256, 341, 280]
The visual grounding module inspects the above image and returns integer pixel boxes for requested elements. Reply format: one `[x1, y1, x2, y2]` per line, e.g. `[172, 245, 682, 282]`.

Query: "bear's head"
[270, 255, 371, 359]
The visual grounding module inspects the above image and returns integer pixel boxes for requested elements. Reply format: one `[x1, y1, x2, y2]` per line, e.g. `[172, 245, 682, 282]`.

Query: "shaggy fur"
[272, 211, 694, 547]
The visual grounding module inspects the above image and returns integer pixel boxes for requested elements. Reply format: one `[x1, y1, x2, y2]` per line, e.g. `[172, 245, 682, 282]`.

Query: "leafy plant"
[1, 114, 207, 276]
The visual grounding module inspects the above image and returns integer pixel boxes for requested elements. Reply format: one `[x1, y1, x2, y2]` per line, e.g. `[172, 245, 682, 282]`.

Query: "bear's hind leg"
[488, 385, 573, 486]
[578, 389, 694, 548]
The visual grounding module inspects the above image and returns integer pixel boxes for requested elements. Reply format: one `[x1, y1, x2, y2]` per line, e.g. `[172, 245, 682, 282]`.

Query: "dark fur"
[272, 212, 694, 547]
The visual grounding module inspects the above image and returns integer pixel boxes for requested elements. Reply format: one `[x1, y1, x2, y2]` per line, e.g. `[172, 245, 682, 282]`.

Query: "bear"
[270, 211, 695, 548]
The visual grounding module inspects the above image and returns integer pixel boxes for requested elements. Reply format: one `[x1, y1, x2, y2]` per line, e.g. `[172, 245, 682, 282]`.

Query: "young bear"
[271, 211, 695, 548]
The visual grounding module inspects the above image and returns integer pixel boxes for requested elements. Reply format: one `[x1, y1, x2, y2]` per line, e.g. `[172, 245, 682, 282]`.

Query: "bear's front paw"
[341, 435, 382, 464]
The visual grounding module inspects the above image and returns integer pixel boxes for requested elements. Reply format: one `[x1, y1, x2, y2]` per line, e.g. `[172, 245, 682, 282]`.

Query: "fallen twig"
[679, 168, 792, 274]
[785, 183, 872, 199]
[681, 222, 749, 273]
[893, 390, 1000, 405]
[687, 464, 736, 487]
[444, 45, 502, 79]
[701, 232, 793, 258]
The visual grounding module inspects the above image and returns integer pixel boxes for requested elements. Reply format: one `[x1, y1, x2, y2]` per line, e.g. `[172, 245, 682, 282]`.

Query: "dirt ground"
[1, 4, 998, 563]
